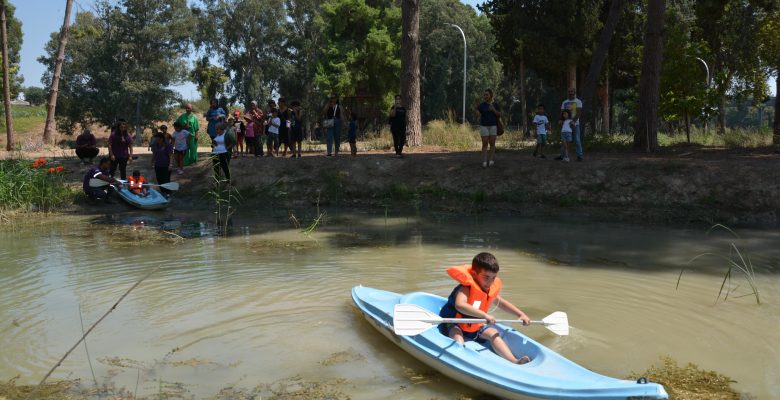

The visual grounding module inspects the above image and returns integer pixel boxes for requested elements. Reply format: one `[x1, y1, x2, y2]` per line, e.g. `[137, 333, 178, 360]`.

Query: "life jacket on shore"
[128, 175, 146, 194]
[445, 265, 502, 333]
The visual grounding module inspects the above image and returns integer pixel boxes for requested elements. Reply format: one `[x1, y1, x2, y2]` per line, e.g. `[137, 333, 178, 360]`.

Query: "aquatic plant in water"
[206, 174, 241, 236]
[677, 224, 761, 304]
[628, 356, 740, 400]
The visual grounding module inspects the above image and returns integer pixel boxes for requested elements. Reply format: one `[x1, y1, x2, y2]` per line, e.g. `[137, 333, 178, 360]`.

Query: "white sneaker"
[563, 157, 570, 163]
[488, 160, 495, 168]
[482, 161, 487, 168]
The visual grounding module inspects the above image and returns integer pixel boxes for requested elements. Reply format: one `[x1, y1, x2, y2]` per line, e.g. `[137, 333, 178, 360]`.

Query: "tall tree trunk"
[401, 0, 422, 146]
[520, 60, 527, 136]
[43, 0, 73, 144]
[600, 71, 610, 134]
[634, 0, 666, 152]
[718, 92, 727, 134]
[774, 65, 779, 148]
[567, 65, 577, 92]
[1, 0, 12, 151]
[581, 0, 625, 141]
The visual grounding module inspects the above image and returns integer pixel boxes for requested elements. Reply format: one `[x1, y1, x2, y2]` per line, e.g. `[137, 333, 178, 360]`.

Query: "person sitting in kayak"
[439, 252, 532, 365]
[128, 170, 149, 197]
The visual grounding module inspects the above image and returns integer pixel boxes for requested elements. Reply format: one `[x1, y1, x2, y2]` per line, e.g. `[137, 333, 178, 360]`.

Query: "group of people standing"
[78, 88, 584, 204]
[476, 87, 585, 166]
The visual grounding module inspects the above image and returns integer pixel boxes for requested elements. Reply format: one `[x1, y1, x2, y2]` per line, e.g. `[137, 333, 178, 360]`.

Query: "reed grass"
[677, 224, 761, 304]
[422, 119, 478, 151]
[0, 158, 75, 214]
[206, 173, 241, 236]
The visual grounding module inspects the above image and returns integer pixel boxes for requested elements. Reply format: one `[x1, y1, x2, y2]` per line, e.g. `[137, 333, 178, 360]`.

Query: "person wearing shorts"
[475, 89, 501, 168]
[266, 108, 281, 157]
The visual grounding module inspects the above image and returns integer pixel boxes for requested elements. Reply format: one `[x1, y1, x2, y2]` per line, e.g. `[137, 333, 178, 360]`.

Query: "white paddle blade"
[89, 178, 110, 188]
[393, 304, 443, 336]
[161, 182, 180, 191]
[541, 311, 569, 336]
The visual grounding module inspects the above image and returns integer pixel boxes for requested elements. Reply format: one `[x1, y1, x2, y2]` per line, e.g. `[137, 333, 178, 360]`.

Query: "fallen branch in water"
[26, 266, 162, 400]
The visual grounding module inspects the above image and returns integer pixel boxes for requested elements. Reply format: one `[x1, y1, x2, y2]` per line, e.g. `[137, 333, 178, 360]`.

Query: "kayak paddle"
[89, 178, 179, 191]
[392, 303, 569, 337]
[142, 182, 179, 191]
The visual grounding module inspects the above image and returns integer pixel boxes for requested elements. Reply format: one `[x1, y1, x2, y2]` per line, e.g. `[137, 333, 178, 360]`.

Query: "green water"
[1, 212, 778, 398]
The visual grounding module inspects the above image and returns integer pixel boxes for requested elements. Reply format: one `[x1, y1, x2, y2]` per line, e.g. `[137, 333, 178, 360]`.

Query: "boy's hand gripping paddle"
[392, 303, 569, 337]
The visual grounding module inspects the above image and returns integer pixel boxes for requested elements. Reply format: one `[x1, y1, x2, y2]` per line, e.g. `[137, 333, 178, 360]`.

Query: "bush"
[0, 158, 75, 212]
[423, 119, 478, 151]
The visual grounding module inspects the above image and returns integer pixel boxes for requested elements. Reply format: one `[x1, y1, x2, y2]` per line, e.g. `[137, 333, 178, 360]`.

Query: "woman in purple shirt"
[150, 129, 173, 196]
[108, 119, 133, 180]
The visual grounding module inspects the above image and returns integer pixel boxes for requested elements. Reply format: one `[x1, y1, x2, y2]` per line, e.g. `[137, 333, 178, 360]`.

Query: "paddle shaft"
[433, 318, 545, 325]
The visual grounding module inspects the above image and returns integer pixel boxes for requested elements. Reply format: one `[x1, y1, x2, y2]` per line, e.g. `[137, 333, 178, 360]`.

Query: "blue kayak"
[116, 186, 169, 210]
[351, 286, 668, 400]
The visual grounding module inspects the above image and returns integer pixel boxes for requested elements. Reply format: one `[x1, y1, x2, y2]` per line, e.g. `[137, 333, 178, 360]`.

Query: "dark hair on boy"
[472, 252, 499, 273]
[132, 170, 140, 176]
[173, 121, 183, 130]
[537, 104, 545, 110]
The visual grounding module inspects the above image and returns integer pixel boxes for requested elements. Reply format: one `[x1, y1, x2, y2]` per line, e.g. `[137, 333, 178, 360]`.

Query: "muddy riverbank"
[36, 146, 779, 227]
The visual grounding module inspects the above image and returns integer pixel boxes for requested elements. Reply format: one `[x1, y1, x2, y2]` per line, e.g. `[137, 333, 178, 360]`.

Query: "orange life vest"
[128, 175, 146, 194]
[447, 264, 502, 332]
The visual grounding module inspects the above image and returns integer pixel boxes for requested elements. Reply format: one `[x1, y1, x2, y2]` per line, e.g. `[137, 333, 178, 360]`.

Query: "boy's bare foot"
[515, 356, 531, 365]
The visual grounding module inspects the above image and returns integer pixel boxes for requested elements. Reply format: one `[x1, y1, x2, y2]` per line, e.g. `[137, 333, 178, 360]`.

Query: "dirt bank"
[28, 144, 776, 227]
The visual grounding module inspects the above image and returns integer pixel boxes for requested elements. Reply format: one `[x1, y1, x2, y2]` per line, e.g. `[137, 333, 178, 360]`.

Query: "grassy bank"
[0, 105, 47, 134]
[0, 157, 76, 216]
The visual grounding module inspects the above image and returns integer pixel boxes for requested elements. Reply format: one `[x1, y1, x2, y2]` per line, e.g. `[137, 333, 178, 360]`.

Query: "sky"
[13, 0, 776, 99]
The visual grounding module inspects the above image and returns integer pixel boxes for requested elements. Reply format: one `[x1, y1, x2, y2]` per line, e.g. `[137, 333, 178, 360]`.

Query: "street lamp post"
[694, 57, 711, 135]
[694, 57, 710, 86]
[445, 23, 467, 124]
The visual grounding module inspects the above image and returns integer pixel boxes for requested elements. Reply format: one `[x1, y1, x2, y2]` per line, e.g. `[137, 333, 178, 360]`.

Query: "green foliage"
[278, 0, 323, 131]
[420, 0, 503, 123]
[481, 0, 603, 85]
[39, 0, 192, 134]
[190, 56, 228, 102]
[315, 0, 401, 105]
[659, 4, 710, 125]
[22, 86, 47, 106]
[195, 0, 289, 106]
[694, 0, 770, 120]
[0, 159, 74, 212]
[0, 2, 23, 98]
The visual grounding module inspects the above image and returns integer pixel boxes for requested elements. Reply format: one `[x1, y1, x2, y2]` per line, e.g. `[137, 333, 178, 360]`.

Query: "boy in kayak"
[128, 170, 149, 197]
[439, 252, 532, 364]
